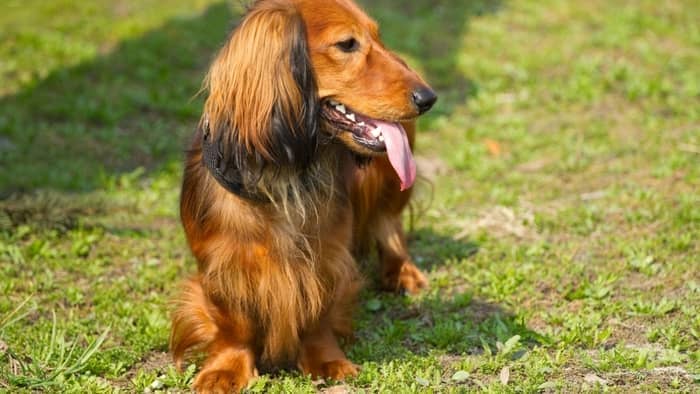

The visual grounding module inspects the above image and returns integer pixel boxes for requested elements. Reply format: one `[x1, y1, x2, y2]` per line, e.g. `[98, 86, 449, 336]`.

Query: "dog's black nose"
[412, 87, 437, 114]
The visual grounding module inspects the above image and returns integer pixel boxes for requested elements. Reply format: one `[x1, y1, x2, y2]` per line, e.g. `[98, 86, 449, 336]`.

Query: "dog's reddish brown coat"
[171, 1, 432, 392]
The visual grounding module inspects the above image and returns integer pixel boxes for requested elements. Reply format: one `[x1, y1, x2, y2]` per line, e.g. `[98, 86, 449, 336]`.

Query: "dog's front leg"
[192, 317, 258, 393]
[297, 318, 359, 381]
[375, 215, 428, 294]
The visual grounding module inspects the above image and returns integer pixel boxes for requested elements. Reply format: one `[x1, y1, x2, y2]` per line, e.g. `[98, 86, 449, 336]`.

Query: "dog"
[170, 0, 437, 391]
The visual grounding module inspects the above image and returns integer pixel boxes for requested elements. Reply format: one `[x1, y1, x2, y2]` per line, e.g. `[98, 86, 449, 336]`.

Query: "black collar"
[200, 119, 270, 203]
[199, 118, 355, 204]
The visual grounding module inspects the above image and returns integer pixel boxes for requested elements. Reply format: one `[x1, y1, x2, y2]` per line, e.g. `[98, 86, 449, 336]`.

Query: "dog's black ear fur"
[199, 118, 267, 201]
[267, 12, 320, 171]
[201, 3, 320, 195]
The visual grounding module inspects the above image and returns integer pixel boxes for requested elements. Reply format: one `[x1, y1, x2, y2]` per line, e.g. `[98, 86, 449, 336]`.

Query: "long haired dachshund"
[171, 0, 437, 391]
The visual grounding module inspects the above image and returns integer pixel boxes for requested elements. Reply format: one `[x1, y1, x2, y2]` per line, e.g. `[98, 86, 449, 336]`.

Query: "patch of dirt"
[415, 155, 451, 179]
[467, 299, 511, 322]
[320, 384, 352, 394]
[453, 205, 539, 241]
[602, 317, 651, 347]
[140, 352, 172, 372]
[114, 351, 172, 390]
[516, 157, 555, 173]
[561, 365, 697, 391]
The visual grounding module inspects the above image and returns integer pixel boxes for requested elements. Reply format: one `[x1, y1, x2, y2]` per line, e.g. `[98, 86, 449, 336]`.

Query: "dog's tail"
[170, 275, 219, 370]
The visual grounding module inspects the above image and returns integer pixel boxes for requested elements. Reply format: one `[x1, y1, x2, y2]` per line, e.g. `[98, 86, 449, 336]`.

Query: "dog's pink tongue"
[376, 120, 416, 191]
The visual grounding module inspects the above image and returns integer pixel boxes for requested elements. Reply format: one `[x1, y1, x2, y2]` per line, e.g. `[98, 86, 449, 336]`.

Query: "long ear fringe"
[203, 1, 319, 181]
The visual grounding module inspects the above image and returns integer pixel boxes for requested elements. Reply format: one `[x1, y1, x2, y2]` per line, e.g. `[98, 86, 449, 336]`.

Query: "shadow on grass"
[409, 228, 480, 270]
[1, 0, 503, 196]
[353, 227, 545, 366]
[351, 295, 544, 365]
[0, 2, 237, 195]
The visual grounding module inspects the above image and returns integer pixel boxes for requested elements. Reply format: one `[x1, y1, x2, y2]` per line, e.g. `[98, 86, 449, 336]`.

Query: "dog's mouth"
[321, 100, 416, 190]
[321, 100, 388, 152]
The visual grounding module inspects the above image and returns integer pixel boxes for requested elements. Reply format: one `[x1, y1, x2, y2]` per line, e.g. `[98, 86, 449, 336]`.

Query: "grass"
[0, 0, 698, 392]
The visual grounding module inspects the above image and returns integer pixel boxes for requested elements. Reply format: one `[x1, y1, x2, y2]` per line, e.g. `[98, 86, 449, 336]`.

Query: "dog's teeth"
[378, 135, 385, 142]
[358, 122, 366, 127]
[371, 127, 382, 138]
[329, 100, 339, 106]
[345, 113, 356, 122]
[336, 104, 346, 114]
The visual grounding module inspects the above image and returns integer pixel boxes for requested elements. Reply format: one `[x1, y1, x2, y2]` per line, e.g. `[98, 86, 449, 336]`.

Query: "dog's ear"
[203, 2, 319, 174]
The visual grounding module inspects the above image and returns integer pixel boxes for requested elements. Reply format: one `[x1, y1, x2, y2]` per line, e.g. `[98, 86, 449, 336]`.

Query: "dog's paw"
[322, 359, 360, 381]
[383, 261, 428, 295]
[193, 368, 256, 394]
[300, 358, 359, 381]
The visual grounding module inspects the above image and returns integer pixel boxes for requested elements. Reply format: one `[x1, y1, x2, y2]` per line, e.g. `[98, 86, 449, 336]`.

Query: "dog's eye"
[335, 38, 359, 53]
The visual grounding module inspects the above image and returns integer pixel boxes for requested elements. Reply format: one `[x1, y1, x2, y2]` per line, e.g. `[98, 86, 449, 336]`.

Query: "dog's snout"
[412, 87, 437, 114]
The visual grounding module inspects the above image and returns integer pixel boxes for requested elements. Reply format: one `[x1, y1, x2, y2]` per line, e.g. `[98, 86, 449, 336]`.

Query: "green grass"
[1, 0, 698, 392]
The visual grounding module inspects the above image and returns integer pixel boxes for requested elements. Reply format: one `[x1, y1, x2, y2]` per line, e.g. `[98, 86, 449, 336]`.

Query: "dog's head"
[203, 0, 436, 190]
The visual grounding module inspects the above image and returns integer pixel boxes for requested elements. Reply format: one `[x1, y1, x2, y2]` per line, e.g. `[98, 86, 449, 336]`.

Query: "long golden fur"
[170, 0, 436, 391]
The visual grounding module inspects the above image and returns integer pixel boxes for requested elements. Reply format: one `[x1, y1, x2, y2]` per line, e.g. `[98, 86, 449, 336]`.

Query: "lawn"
[1, 0, 698, 392]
